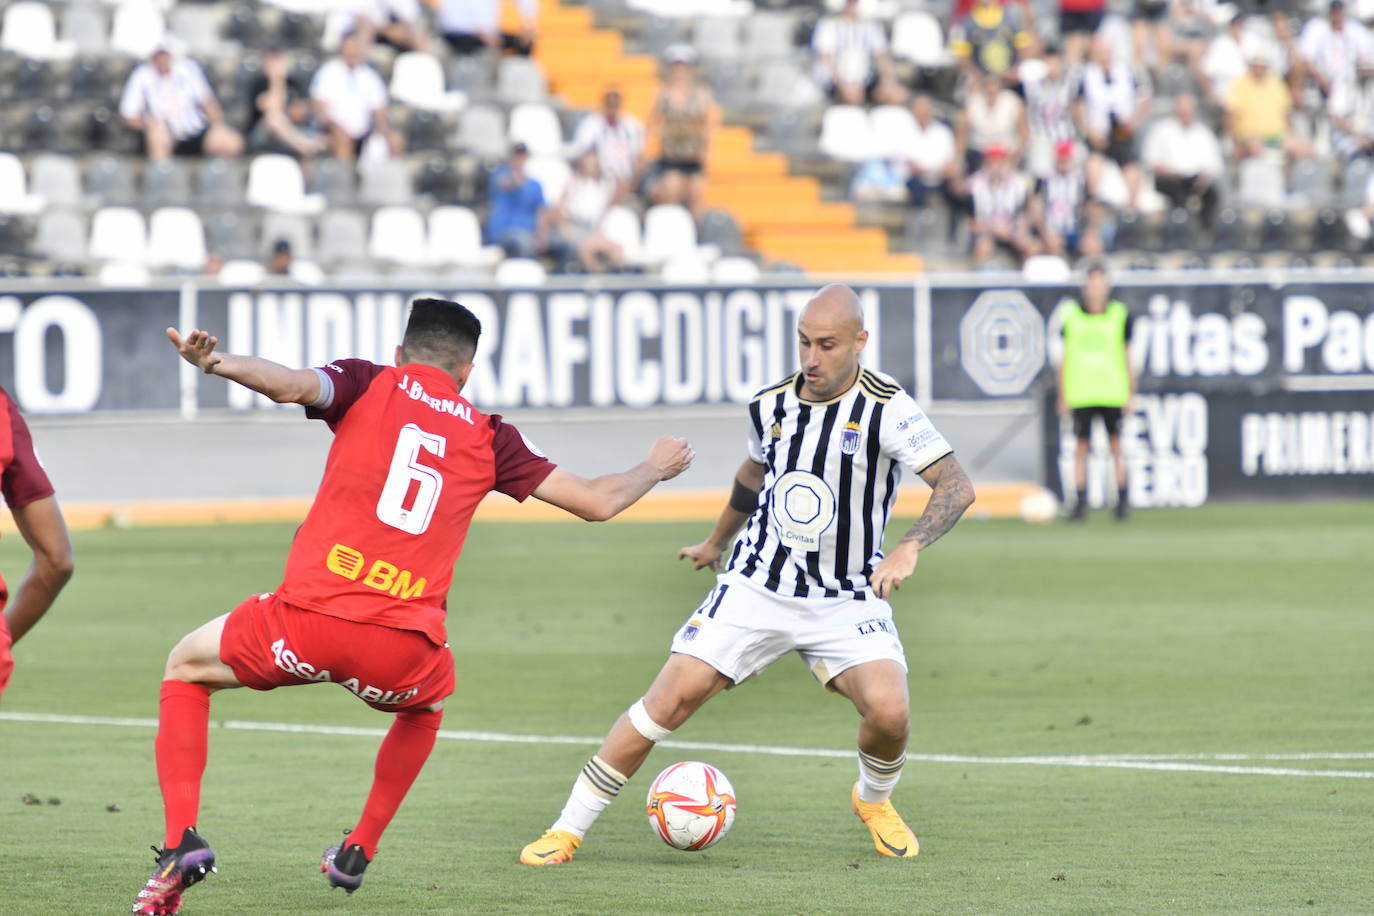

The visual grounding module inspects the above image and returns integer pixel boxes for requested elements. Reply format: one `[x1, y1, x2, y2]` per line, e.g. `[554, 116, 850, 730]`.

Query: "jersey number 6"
[376, 423, 447, 535]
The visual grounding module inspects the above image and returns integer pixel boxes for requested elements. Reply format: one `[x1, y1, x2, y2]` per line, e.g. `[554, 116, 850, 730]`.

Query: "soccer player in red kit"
[133, 299, 693, 915]
[0, 385, 75, 705]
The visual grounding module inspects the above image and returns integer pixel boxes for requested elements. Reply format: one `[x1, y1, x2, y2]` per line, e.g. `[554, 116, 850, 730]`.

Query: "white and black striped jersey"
[723, 369, 953, 600]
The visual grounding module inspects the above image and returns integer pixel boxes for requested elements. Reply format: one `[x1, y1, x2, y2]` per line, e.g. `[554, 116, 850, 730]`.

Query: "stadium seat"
[218, 259, 267, 285]
[742, 12, 795, 60]
[359, 160, 414, 207]
[1291, 158, 1334, 207]
[891, 12, 950, 66]
[756, 60, 824, 111]
[1236, 158, 1285, 209]
[289, 259, 325, 285]
[496, 57, 548, 105]
[195, 158, 245, 208]
[146, 207, 208, 271]
[694, 18, 743, 61]
[315, 209, 367, 267]
[661, 252, 712, 284]
[390, 52, 467, 113]
[23, 105, 58, 152]
[447, 54, 495, 98]
[699, 208, 744, 254]
[84, 156, 134, 208]
[15, 59, 53, 101]
[525, 155, 572, 203]
[426, 206, 503, 268]
[870, 104, 919, 159]
[494, 257, 547, 287]
[641, 204, 698, 268]
[415, 155, 460, 203]
[141, 159, 193, 209]
[259, 211, 314, 260]
[30, 154, 81, 209]
[108, 0, 165, 58]
[33, 210, 87, 262]
[1, 2, 75, 61]
[98, 260, 151, 286]
[456, 105, 509, 161]
[601, 205, 644, 266]
[711, 256, 762, 283]
[89, 206, 148, 263]
[306, 157, 356, 206]
[1021, 254, 1072, 282]
[0, 154, 45, 214]
[819, 105, 876, 163]
[368, 205, 429, 267]
[1340, 157, 1371, 208]
[508, 103, 565, 157]
[246, 154, 325, 215]
[60, 4, 108, 56]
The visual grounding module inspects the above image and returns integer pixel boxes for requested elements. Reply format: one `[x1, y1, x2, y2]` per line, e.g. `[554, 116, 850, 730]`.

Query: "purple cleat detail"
[321, 835, 370, 894]
[132, 828, 217, 915]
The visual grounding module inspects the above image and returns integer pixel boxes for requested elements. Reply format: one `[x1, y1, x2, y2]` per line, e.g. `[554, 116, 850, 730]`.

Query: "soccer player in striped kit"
[521, 284, 975, 865]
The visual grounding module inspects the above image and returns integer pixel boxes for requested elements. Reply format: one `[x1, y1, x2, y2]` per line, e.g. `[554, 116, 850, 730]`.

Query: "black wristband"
[729, 479, 760, 514]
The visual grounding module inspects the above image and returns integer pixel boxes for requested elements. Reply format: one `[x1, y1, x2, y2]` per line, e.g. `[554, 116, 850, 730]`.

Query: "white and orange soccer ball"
[645, 761, 737, 851]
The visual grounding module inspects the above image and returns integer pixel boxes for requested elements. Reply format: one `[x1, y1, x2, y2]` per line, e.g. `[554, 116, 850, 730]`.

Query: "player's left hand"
[869, 542, 920, 600]
[167, 327, 223, 375]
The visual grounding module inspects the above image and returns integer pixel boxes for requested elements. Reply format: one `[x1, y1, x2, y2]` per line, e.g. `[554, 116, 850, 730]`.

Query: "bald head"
[797, 284, 868, 401]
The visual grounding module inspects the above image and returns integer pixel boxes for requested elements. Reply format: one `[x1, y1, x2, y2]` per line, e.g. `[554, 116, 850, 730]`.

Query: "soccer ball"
[1019, 487, 1059, 525]
[645, 761, 737, 851]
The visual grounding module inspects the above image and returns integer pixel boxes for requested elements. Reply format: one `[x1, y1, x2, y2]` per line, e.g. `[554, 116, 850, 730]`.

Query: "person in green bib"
[1056, 263, 1136, 521]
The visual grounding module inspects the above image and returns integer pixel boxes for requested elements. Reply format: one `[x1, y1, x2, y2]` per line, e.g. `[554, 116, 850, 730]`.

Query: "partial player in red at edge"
[131, 298, 693, 915]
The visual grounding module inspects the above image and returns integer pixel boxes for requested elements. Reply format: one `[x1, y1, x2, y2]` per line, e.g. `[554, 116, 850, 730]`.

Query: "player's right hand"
[648, 435, 694, 481]
[167, 327, 223, 375]
[678, 540, 724, 572]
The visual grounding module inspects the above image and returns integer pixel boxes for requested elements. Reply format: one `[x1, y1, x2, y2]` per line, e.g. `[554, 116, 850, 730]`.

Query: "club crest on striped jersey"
[681, 621, 700, 642]
[840, 421, 863, 455]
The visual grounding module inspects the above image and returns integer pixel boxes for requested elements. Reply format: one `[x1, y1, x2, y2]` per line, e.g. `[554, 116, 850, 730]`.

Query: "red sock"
[348, 708, 443, 858]
[156, 679, 211, 848]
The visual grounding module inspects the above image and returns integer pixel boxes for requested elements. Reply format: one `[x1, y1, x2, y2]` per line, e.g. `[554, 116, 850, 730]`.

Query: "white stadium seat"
[891, 12, 950, 67]
[245, 155, 324, 215]
[2, 2, 76, 60]
[869, 104, 919, 160]
[0, 153, 45, 214]
[819, 105, 877, 163]
[146, 207, 208, 270]
[641, 204, 697, 268]
[660, 252, 712, 284]
[426, 206, 502, 268]
[507, 103, 564, 157]
[98, 261, 152, 286]
[601, 206, 644, 266]
[108, 0, 165, 58]
[368, 205, 429, 267]
[494, 257, 547, 287]
[89, 206, 148, 263]
[29, 154, 82, 208]
[218, 259, 267, 285]
[390, 52, 467, 114]
[524, 155, 572, 204]
[711, 256, 761, 284]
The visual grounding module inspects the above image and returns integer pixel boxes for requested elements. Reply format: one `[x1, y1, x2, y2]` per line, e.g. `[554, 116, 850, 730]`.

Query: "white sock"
[550, 756, 628, 839]
[857, 749, 906, 804]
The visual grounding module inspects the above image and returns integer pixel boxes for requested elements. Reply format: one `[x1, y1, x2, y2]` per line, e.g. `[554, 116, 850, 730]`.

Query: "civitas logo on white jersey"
[270, 638, 420, 706]
[397, 374, 474, 425]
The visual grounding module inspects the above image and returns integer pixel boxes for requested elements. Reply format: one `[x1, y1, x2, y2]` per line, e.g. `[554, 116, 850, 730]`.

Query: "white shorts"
[668, 573, 907, 687]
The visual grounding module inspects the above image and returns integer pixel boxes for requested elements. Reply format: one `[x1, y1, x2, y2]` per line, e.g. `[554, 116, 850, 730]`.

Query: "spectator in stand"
[1330, 71, 1374, 161]
[648, 45, 719, 220]
[1021, 43, 1079, 176]
[1031, 140, 1103, 259]
[968, 144, 1038, 267]
[1168, 0, 1215, 69]
[568, 88, 645, 195]
[811, 0, 907, 106]
[267, 239, 293, 276]
[1225, 48, 1313, 161]
[552, 151, 624, 274]
[1296, 0, 1371, 99]
[119, 38, 244, 160]
[246, 48, 324, 158]
[949, 0, 1032, 79]
[310, 29, 403, 163]
[1142, 94, 1222, 228]
[904, 94, 962, 208]
[485, 142, 559, 261]
[1059, 0, 1106, 66]
[440, 0, 536, 56]
[957, 72, 1029, 175]
[328, 0, 429, 52]
[1074, 35, 1151, 210]
[1196, 8, 1249, 107]
[1133, 0, 1173, 73]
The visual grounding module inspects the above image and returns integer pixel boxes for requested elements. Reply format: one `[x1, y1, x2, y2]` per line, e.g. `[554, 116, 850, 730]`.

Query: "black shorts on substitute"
[1072, 406, 1123, 439]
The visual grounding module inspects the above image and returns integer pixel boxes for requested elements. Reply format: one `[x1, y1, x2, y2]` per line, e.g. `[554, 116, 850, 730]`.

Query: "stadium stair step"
[533, 0, 922, 276]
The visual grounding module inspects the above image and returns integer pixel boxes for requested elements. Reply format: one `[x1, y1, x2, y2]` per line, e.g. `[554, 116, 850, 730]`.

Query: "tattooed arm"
[869, 454, 975, 600]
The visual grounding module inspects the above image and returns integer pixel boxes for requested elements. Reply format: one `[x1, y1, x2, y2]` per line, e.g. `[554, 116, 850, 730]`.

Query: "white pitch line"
[3, 711, 1372, 779]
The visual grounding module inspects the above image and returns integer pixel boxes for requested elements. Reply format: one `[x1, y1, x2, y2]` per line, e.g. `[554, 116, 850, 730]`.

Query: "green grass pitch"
[2, 503, 1371, 914]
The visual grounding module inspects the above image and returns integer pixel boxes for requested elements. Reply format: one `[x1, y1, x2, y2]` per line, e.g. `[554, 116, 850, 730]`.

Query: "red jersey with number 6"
[277, 359, 555, 645]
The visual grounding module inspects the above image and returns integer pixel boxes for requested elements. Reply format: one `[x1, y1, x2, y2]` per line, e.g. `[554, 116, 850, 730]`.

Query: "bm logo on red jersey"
[326, 543, 427, 599]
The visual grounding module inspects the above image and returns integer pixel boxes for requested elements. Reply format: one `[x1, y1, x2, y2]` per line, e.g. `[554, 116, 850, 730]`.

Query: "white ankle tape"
[627, 699, 673, 743]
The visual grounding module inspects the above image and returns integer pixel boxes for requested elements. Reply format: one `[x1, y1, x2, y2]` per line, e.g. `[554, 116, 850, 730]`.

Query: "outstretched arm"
[4, 496, 74, 644]
[869, 454, 975, 600]
[532, 435, 694, 522]
[677, 458, 766, 572]
[167, 327, 320, 405]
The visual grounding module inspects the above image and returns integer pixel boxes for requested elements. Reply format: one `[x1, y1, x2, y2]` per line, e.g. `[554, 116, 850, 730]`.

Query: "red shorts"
[0, 613, 12, 703]
[220, 593, 454, 712]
